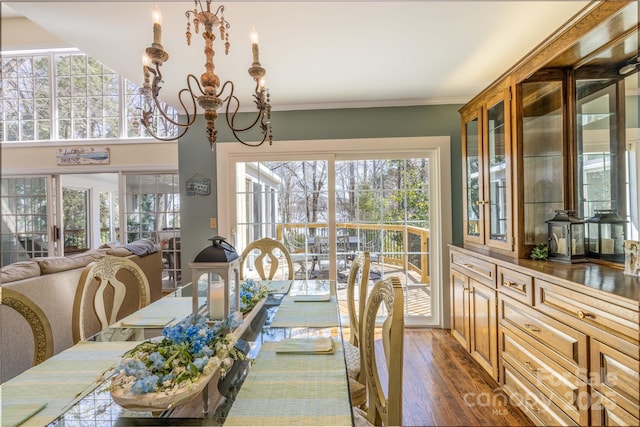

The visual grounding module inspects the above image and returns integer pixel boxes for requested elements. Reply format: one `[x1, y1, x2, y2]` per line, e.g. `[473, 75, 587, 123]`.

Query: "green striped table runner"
[270, 295, 339, 328]
[224, 338, 352, 426]
[0, 340, 139, 426]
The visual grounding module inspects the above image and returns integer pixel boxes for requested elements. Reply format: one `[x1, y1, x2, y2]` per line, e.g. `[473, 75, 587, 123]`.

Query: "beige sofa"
[0, 242, 163, 383]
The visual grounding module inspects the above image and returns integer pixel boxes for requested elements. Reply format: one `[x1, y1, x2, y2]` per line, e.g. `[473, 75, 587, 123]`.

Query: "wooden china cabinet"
[452, 2, 639, 426]
[461, 86, 513, 253]
[460, 1, 637, 260]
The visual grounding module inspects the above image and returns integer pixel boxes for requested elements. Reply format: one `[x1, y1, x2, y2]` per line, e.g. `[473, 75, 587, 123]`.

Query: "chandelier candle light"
[141, 1, 272, 149]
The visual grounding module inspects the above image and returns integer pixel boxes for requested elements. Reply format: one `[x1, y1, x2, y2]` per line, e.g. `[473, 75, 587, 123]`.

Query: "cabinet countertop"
[449, 244, 639, 306]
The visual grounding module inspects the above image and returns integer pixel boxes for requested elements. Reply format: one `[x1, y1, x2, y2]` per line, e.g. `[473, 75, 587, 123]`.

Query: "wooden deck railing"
[276, 222, 430, 284]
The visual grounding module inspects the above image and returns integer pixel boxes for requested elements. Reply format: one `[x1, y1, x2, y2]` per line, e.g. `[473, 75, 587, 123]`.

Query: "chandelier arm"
[221, 81, 263, 131]
[142, 62, 195, 129]
[214, 4, 225, 16]
[234, 130, 269, 147]
[227, 107, 265, 133]
[226, 100, 270, 147]
[223, 84, 264, 133]
[140, 109, 191, 142]
[219, 80, 272, 146]
[147, 73, 204, 130]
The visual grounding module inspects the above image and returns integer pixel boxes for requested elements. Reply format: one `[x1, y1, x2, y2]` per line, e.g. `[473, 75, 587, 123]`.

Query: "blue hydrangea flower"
[148, 352, 166, 370]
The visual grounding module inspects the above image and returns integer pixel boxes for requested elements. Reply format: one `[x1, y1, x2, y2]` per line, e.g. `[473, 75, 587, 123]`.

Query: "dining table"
[0, 279, 354, 427]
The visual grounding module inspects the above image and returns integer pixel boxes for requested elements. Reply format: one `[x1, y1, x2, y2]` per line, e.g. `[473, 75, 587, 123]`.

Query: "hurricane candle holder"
[586, 209, 627, 263]
[190, 236, 241, 321]
[546, 210, 587, 263]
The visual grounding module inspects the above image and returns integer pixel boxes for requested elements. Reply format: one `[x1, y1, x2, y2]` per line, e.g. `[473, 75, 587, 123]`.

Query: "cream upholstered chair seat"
[1, 288, 54, 368]
[72, 254, 150, 343]
[344, 252, 370, 407]
[352, 276, 404, 426]
[240, 237, 294, 280]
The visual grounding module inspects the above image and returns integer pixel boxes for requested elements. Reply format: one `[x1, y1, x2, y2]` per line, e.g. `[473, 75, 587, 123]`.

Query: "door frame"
[216, 136, 452, 327]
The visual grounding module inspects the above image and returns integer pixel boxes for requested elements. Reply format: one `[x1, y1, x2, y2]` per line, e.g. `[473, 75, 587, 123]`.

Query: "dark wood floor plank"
[399, 329, 532, 427]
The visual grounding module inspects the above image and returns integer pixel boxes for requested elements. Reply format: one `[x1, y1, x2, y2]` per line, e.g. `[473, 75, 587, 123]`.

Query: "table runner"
[0, 341, 139, 427]
[224, 338, 352, 426]
[270, 295, 339, 328]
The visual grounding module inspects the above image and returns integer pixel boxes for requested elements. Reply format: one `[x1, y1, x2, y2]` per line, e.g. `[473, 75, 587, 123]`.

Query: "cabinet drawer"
[500, 328, 586, 424]
[591, 391, 640, 427]
[502, 362, 578, 426]
[535, 279, 639, 356]
[450, 251, 496, 287]
[590, 339, 640, 419]
[498, 267, 533, 305]
[499, 294, 587, 373]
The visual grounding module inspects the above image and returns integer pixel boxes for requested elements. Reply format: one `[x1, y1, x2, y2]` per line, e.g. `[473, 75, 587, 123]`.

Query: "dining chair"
[282, 230, 309, 278]
[240, 237, 294, 280]
[72, 254, 150, 343]
[352, 276, 404, 426]
[344, 252, 371, 407]
[1, 288, 54, 367]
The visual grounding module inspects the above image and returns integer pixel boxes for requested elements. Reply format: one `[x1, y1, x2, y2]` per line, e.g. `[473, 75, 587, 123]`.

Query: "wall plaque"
[56, 147, 110, 165]
[186, 173, 211, 196]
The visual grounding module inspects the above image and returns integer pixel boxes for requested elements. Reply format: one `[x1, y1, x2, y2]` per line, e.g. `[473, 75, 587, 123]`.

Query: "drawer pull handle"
[524, 361, 539, 372]
[523, 323, 540, 332]
[577, 310, 591, 319]
[525, 399, 542, 413]
[504, 280, 519, 289]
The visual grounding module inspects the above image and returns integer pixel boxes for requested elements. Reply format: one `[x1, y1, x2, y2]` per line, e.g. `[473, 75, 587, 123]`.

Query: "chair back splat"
[72, 255, 150, 343]
[240, 237, 294, 280]
[359, 276, 404, 426]
[347, 251, 371, 349]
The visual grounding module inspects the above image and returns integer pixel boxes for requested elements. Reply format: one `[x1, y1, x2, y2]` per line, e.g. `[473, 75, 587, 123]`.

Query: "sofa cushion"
[122, 239, 159, 256]
[105, 247, 133, 257]
[37, 251, 104, 274]
[0, 261, 41, 283]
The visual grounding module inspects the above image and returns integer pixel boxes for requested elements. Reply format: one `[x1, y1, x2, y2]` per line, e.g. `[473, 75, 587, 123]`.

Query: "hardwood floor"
[382, 328, 532, 427]
[337, 323, 534, 426]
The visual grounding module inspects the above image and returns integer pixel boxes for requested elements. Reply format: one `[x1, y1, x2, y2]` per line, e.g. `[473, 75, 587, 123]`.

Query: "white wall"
[1, 141, 178, 175]
[1, 17, 68, 50]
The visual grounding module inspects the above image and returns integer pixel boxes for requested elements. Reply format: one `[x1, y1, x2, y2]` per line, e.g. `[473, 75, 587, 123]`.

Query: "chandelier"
[141, 1, 272, 150]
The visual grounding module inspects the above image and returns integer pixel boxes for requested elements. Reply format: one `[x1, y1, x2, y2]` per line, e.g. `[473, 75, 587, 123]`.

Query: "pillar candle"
[152, 8, 162, 45]
[251, 28, 260, 64]
[209, 281, 225, 320]
[601, 238, 614, 254]
[557, 237, 567, 254]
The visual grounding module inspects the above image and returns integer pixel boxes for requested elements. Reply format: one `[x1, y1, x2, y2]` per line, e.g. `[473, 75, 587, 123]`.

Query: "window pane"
[2, 50, 177, 142]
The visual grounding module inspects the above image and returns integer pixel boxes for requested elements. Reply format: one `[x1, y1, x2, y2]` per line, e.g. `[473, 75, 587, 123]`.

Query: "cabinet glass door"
[486, 99, 509, 244]
[576, 79, 624, 220]
[464, 115, 483, 241]
[522, 80, 565, 245]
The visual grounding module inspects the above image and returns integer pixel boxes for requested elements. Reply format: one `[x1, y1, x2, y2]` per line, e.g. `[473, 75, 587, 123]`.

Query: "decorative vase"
[110, 358, 221, 412]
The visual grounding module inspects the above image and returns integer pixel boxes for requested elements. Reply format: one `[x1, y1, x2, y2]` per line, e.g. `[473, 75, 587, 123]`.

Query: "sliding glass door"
[0, 176, 53, 266]
[225, 146, 440, 326]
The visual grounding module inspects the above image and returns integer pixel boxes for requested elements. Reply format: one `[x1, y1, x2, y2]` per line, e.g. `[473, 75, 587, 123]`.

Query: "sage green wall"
[178, 104, 463, 271]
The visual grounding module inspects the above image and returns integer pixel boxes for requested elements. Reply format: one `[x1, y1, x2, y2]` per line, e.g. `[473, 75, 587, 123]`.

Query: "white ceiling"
[2, 1, 590, 113]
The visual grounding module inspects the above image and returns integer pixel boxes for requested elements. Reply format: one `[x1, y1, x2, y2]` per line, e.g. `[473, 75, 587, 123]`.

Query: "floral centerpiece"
[239, 278, 270, 314]
[109, 313, 246, 411]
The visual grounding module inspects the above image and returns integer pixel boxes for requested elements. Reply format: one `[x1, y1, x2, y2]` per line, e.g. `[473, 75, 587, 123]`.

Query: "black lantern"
[189, 236, 241, 321]
[546, 210, 587, 263]
[586, 210, 627, 263]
